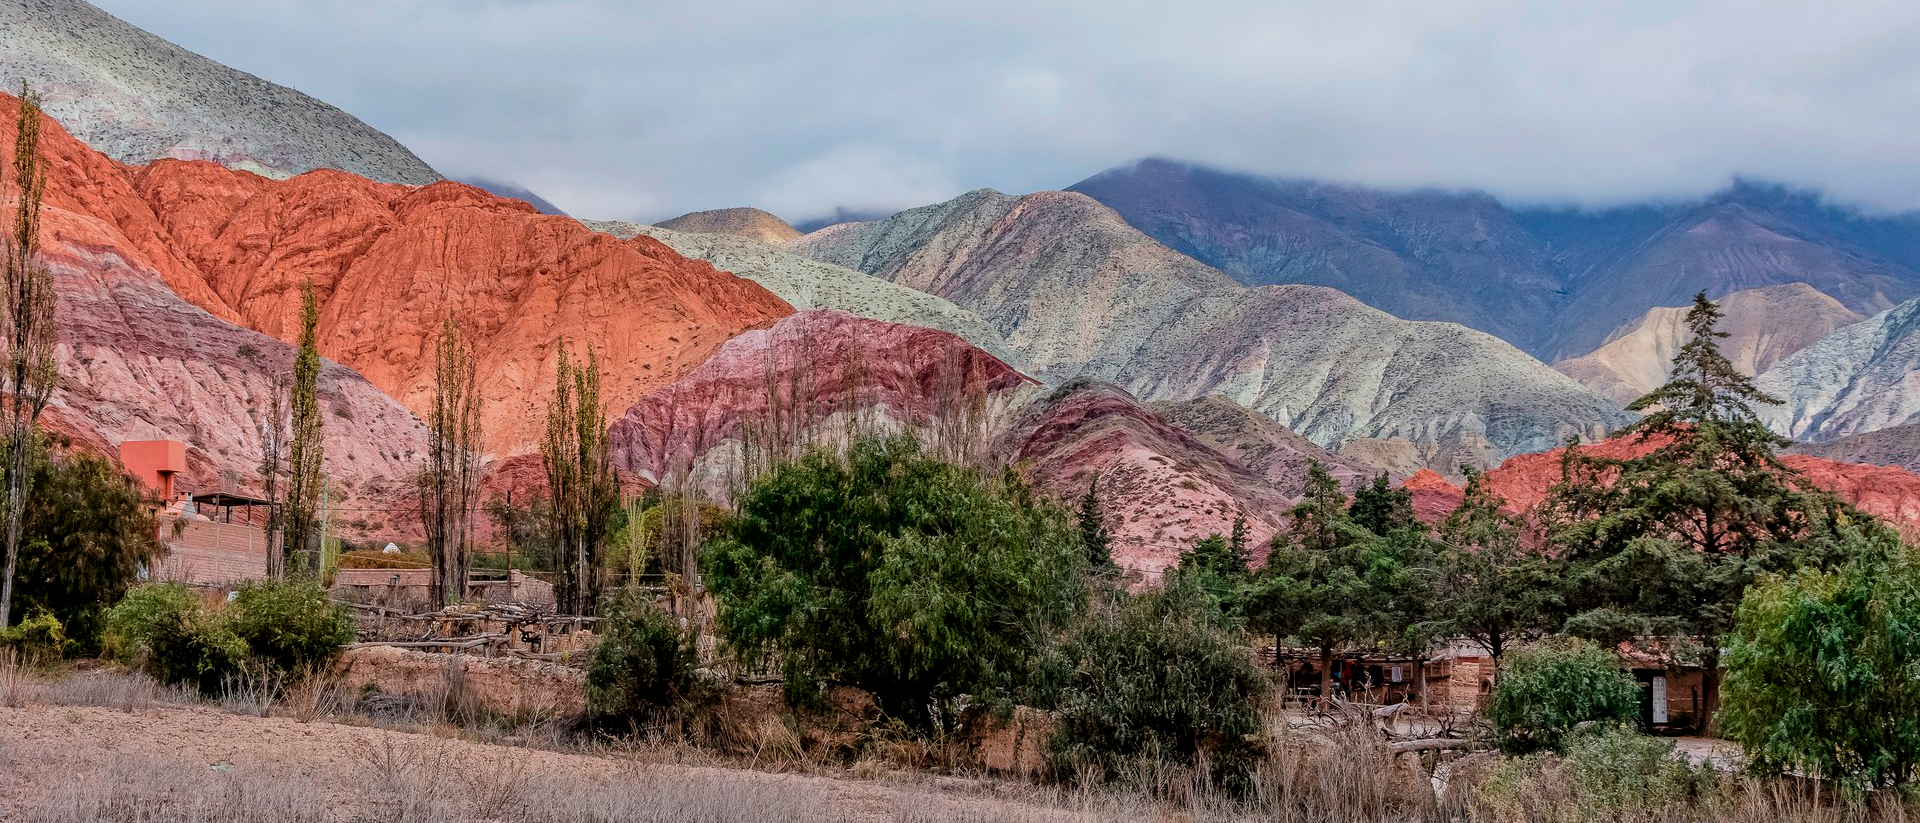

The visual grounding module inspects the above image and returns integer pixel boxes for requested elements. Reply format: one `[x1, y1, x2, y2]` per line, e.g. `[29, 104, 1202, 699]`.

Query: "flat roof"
[190, 492, 274, 508]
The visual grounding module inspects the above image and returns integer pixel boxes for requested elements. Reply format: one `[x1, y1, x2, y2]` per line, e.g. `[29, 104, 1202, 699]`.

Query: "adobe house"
[121, 439, 275, 586]
[331, 567, 556, 612]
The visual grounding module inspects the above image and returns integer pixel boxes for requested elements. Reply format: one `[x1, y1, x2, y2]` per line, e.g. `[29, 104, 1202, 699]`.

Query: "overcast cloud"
[89, 0, 1920, 222]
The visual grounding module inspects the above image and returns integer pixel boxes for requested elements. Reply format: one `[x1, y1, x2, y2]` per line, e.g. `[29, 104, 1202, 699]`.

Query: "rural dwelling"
[1272, 643, 1485, 714]
[1619, 638, 1712, 733]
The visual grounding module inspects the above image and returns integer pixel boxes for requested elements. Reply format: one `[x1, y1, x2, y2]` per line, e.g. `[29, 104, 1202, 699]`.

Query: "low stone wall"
[333, 645, 586, 719]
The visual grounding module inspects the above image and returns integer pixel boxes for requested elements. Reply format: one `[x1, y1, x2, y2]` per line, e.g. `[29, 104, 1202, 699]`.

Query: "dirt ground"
[0, 702, 1078, 822]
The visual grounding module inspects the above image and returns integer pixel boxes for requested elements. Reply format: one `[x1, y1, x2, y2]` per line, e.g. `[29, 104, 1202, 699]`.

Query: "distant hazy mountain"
[1071, 159, 1920, 361]
[1758, 297, 1920, 441]
[790, 188, 1627, 469]
[791, 207, 892, 234]
[1554, 284, 1863, 405]
[1789, 423, 1920, 473]
[657, 207, 800, 244]
[0, 0, 441, 184]
[460, 178, 567, 215]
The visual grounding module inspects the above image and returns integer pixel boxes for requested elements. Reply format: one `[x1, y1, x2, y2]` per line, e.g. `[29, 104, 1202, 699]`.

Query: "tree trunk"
[1320, 644, 1334, 700]
[0, 424, 26, 628]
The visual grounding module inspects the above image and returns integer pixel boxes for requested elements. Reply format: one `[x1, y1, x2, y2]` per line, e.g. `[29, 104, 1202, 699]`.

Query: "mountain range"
[1071, 158, 1920, 361]
[5, 0, 1920, 560]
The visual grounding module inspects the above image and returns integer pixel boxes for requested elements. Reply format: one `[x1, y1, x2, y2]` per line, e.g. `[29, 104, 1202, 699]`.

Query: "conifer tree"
[1435, 468, 1562, 660]
[1076, 472, 1114, 569]
[1349, 472, 1417, 536]
[1544, 292, 1859, 725]
[1227, 515, 1250, 571]
[0, 83, 58, 627]
[277, 282, 324, 577]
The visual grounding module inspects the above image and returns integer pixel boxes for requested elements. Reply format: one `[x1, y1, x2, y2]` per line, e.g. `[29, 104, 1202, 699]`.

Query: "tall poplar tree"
[0, 83, 57, 628]
[420, 317, 481, 607]
[543, 342, 616, 615]
[278, 281, 324, 577]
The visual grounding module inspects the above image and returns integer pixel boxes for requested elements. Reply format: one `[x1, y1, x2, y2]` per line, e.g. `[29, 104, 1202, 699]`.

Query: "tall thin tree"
[543, 341, 616, 615]
[279, 281, 324, 577]
[0, 83, 57, 628]
[420, 317, 482, 607]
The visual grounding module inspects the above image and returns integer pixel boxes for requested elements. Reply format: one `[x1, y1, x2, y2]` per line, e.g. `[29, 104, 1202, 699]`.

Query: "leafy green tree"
[702, 435, 1085, 733]
[8, 443, 164, 651]
[1349, 472, 1417, 536]
[1240, 464, 1434, 696]
[1434, 468, 1563, 660]
[1720, 527, 1920, 792]
[224, 579, 355, 676]
[1038, 573, 1267, 792]
[587, 588, 709, 729]
[1076, 472, 1114, 569]
[1486, 638, 1641, 755]
[1544, 292, 1863, 721]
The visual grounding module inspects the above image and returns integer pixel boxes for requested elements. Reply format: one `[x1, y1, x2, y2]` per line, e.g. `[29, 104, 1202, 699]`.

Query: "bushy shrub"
[1721, 533, 1920, 792]
[1486, 638, 1640, 754]
[1478, 728, 1718, 822]
[9, 444, 164, 653]
[586, 589, 707, 728]
[225, 579, 356, 675]
[101, 583, 202, 663]
[0, 610, 66, 661]
[1038, 575, 1268, 793]
[146, 608, 250, 695]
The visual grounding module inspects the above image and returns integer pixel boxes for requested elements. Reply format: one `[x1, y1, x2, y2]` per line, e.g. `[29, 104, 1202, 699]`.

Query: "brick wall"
[151, 517, 269, 586]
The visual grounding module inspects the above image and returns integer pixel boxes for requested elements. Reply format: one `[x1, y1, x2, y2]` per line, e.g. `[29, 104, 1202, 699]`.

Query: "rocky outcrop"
[1789, 423, 1920, 473]
[3, 94, 427, 536]
[583, 220, 1015, 365]
[1144, 395, 1380, 496]
[656, 207, 801, 244]
[1000, 380, 1296, 575]
[133, 161, 793, 455]
[1756, 298, 1920, 442]
[0, 0, 441, 185]
[1555, 284, 1863, 405]
[790, 188, 1628, 470]
[608, 310, 1036, 487]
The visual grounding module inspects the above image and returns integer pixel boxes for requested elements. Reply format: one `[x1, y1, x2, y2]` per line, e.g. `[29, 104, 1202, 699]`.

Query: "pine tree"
[1227, 515, 1250, 571]
[1076, 472, 1114, 569]
[1545, 291, 1861, 726]
[1435, 468, 1562, 660]
[0, 83, 58, 627]
[278, 281, 324, 577]
[1287, 463, 1350, 554]
[420, 317, 482, 607]
[1348, 472, 1417, 536]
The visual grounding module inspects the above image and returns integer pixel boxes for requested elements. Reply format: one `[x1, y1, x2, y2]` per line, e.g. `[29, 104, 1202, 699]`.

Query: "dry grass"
[5, 658, 1917, 823]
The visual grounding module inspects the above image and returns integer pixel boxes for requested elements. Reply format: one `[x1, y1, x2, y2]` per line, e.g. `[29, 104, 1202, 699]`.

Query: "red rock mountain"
[130, 161, 793, 455]
[609, 310, 1035, 486]
[1405, 435, 1920, 533]
[2, 94, 428, 533]
[1000, 380, 1298, 575]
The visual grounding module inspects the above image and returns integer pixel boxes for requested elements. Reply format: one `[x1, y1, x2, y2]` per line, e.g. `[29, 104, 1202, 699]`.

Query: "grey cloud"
[89, 0, 1920, 221]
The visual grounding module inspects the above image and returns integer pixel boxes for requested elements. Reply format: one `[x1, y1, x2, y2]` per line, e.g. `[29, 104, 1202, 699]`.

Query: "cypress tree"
[1076, 472, 1114, 569]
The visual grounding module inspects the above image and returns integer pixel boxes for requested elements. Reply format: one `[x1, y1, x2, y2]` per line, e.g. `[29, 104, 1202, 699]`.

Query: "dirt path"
[0, 702, 1075, 822]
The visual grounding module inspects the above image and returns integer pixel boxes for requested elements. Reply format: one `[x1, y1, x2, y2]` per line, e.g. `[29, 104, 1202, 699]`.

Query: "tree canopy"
[701, 435, 1086, 732]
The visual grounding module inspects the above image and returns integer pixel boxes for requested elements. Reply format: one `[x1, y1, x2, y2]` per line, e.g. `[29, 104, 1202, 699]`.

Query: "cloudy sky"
[92, 0, 1920, 223]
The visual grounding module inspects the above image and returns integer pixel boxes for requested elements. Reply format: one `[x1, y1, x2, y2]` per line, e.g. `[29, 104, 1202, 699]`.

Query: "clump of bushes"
[586, 588, 710, 730]
[101, 580, 353, 694]
[1037, 574, 1269, 793]
[1485, 638, 1641, 755]
[1478, 727, 1721, 821]
[0, 610, 67, 661]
